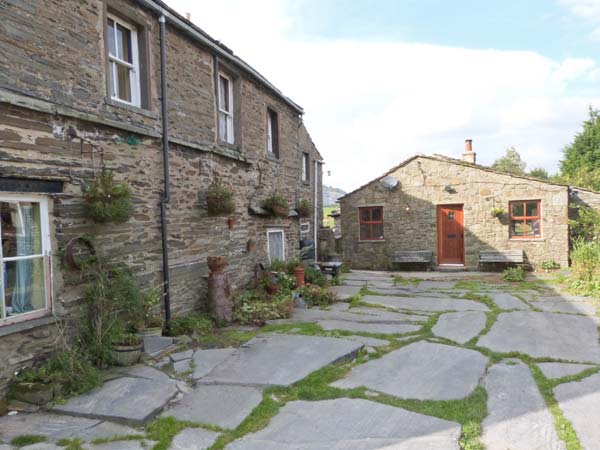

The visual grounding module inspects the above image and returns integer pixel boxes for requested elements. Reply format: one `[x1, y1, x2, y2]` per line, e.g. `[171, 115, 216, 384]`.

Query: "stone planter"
[271, 205, 288, 218]
[293, 266, 305, 288]
[12, 382, 54, 405]
[111, 342, 143, 366]
[136, 326, 163, 337]
[207, 256, 228, 274]
[208, 272, 233, 323]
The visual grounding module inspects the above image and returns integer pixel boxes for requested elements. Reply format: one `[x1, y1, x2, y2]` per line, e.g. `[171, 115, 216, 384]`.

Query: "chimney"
[462, 139, 476, 164]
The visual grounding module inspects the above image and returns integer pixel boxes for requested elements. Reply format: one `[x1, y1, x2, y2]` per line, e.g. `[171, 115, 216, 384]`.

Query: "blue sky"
[167, 0, 600, 191]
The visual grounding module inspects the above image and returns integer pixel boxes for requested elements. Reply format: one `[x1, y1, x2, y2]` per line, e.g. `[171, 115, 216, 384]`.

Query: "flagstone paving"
[332, 341, 488, 400]
[169, 428, 220, 450]
[432, 311, 487, 344]
[225, 398, 462, 450]
[362, 294, 490, 312]
[537, 362, 598, 379]
[477, 311, 600, 363]
[316, 319, 421, 334]
[482, 360, 565, 450]
[488, 292, 530, 310]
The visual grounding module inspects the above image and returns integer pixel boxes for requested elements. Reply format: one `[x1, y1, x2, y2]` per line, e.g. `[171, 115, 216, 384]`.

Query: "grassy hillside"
[323, 206, 337, 228]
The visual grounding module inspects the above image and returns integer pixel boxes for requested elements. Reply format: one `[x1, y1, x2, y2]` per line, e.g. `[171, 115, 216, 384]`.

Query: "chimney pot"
[465, 139, 473, 152]
[185, 12, 191, 21]
[462, 139, 476, 164]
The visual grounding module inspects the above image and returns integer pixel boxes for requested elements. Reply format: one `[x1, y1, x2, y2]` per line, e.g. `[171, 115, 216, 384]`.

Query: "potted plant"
[11, 368, 54, 405]
[287, 257, 305, 287]
[135, 288, 163, 336]
[295, 199, 312, 218]
[111, 333, 143, 366]
[83, 167, 133, 223]
[207, 256, 229, 274]
[206, 179, 235, 216]
[262, 273, 280, 295]
[261, 194, 289, 218]
[490, 206, 507, 218]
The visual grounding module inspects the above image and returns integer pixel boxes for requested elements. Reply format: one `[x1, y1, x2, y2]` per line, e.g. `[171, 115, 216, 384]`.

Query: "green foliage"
[392, 275, 421, 286]
[490, 206, 507, 218]
[569, 238, 600, 296]
[569, 205, 600, 241]
[83, 168, 132, 223]
[261, 193, 289, 218]
[56, 438, 85, 450]
[206, 178, 235, 216]
[560, 107, 600, 188]
[15, 349, 100, 397]
[138, 287, 163, 328]
[146, 417, 222, 450]
[295, 199, 312, 217]
[167, 313, 215, 337]
[540, 260, 561, 271]
[298, 284, 336, 307]
[491, 147, 527, 175]
[502, 266, 525, 282]
[304, 265, 327, 287]
[10, 435, 46, 447]
[528, 167, 550, 180]
[233, 289, 293, 325]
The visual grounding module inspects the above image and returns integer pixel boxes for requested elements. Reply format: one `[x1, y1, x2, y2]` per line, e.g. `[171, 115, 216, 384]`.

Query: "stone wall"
[0, 0, 323, 396]
[340, 156, 570, 270]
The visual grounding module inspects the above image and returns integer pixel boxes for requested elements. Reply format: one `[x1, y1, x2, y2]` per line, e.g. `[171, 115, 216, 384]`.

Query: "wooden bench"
[318, 261, 343, 278]
[479, 250, 524, 266]
[391, 251, 433, 270]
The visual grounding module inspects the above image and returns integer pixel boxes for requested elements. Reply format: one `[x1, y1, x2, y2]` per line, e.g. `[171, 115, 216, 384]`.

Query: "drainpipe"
[159, 15, 172, 324]
[313, 159, 319, 261]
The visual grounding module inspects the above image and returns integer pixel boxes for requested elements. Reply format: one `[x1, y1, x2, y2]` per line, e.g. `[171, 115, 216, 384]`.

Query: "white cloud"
[166, 0, 600, 192]
[559, 0, 600, 39]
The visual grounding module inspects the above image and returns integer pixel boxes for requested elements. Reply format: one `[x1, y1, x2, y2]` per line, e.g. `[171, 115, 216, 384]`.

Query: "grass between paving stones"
[56, 438, 85, 449]
[90, 434, 146, 445]
[392, 275, 422, 286]
[10, 435, 47, 447]
[146, 417, 223, 450]
[194, 329, 260, 348]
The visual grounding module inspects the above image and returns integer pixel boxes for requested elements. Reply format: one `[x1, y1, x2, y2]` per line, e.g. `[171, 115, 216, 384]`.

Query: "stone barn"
[339, 141, 600, 270]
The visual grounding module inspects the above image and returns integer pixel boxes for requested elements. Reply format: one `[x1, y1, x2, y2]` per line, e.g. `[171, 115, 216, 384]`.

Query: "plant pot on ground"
[111, 334, 143, 366]
[135, 315, 163, 336]
[135, 288, 163, 336]
[207, 256, 229, 274]
[11, 381, 54, 406]
[206, 179, 235, 216]
[261, 194, 289, 218]
[295, 199, 312, 218]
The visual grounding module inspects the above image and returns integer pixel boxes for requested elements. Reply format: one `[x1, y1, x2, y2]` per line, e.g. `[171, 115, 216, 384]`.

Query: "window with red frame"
[359, 206, 384, 240]
[509, 200, 541, 238]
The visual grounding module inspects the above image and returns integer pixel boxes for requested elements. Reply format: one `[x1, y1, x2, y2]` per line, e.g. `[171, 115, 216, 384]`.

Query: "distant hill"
[322, 185, 346, 206]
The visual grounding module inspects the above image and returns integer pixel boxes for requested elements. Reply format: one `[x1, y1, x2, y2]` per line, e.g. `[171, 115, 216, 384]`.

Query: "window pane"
[360, 224, 371, 240]
[116, 23, 132, 62]
[3, 257, 46, 317]
[219, 76, 230, 112]
[116, 64, 131, 102]
[511, 220, 524, 236]
[360, 209, 370, 222]
[448, 211, 455, 221]
[372, 208, 382, 221]
[107, 19, 116, 56]
[268, 231, 284, 262]
[1, 202, 43, 258]
[526, 201, 539, 217]
[532, 219, 540, 236]
[218, 111, 227, 141]
[512, 202, 524, 217]
[372, 223, 383, 239]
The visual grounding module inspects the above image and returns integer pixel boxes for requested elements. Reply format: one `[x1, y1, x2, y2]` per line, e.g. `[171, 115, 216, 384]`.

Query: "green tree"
[528, 167, 550, 180]
[561, 107, 600, 177]
[491, 147, 527, 175]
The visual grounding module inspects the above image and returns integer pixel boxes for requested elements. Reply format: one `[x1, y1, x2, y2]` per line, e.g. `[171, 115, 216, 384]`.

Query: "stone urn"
[293, 266, 305, 288]
[207, 256, 228, 274]
[208, 256, 232, 323]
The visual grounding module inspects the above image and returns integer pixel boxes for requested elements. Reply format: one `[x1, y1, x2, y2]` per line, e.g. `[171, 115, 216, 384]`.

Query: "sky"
[165, 0, 600, 192]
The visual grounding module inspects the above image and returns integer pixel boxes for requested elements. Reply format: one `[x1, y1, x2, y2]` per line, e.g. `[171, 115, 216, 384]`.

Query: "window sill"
[0, 314, 58, 337]
[509, 238, 545, 242]
[358, 239, 386, 243]
[301, 181, 311, 186]
[266, 153, 281, 163]
[217, 140, 241, 152]
[105, 97, 157, 119]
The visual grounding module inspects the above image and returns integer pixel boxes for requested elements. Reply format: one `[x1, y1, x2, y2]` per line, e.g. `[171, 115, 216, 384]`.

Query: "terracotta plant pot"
[266, 284, 280, 295]
[111, 342, 143, 366]
[293, 266, 305, 288]
[207, 256, 228, 274]
[227, 217, 236, 229]
[246, 238, 255, 253]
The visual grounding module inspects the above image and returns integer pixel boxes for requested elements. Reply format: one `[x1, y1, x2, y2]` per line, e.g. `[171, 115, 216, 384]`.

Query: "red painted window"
[359, 206, 384, 240]
[509, 200, 541, 238]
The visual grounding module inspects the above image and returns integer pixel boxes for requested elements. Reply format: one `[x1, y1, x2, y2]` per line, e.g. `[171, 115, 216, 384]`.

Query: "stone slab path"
[267, 306, 428, 325]
[432, 311, 487, 344]
[332, 341, 488, 400]
[362, 294, 489, 312]
[537, 362, 597, 379]
[554, 373, 600, 450]
[225, 398, 461, 450]
[316, 319, 421, 334]
[169, 428, 219, 450]
[482, 360, 565, 450]
[477, 311, 600, 363]
[198, 334, 362, 387]
[488, 292, 530, 310]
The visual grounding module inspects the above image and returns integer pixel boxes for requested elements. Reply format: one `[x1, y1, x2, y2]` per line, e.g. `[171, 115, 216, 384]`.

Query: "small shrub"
[569, 205, 600, 241]
[233, 289, 292, 325]
[540, 260, 560, 271]
[569, 238, 600, 296]
[299, 284, 336, 307]
[10, 435, 46, 447]
[305, 265, 327, 287]
[206, 178, 235, 216]
[490, 207, 507, 218]
[502, 266, 525, 282]
[295, 199, 312, 217]
[261, 193, 289, 218]
[167, 313, 215, 336]
[83, 168, 132, 223]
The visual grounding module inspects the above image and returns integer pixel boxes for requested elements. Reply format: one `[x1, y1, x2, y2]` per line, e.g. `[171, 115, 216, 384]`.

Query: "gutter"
[159, 15, 172, 325]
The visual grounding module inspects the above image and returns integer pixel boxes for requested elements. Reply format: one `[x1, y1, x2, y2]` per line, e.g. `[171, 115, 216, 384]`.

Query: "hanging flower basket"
[206, 179, 235, 216]
[83, 168, 133, 223]
[261, 194, 289, 218]
[295, 199, 312, 218]
[490, 207, 507, 219]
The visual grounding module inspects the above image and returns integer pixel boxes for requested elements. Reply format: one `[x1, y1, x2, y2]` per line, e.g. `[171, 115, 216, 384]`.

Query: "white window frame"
[218, 72, 235, 144]
[302, 153, 309, 182]
[266, 229, 285, 263]
[107, 14, 141, 107]
[267, 111, 274, 154]
[0, 194, 53, 327]
[299, 220, 310, 240]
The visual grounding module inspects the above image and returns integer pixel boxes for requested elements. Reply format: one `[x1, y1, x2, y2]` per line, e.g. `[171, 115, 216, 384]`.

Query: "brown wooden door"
[437, 205, 465, 265]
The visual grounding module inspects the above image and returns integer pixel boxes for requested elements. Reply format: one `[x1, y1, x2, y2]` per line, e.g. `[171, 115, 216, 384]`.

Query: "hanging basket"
[83, 168, 133, 223]
[206, 179, 236, 216]
[261, 194, 289, 218]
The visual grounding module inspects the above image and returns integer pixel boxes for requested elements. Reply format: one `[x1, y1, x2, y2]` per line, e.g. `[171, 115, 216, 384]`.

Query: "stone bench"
[391, 251, 433, 270]
[479, 250, 524, 266]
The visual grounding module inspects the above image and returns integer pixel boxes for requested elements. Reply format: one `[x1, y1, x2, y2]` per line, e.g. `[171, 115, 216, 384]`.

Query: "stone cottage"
[0, 0, 323, 395]
[339, 140, 600, 270]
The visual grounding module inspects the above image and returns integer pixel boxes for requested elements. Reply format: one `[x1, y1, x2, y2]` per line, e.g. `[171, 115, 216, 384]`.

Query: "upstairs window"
[359, 206, 384, 241]
[302, 153, 310, 182]
[266, 108, 279, 157]
[0, 196, 52, 326]
[509, 200, 541, 238]
[218, 73, 235, 144]
[107, 15, 141, 107]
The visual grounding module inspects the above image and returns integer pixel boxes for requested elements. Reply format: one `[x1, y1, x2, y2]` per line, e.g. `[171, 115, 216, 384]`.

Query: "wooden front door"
[437, 204, 465, 265]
